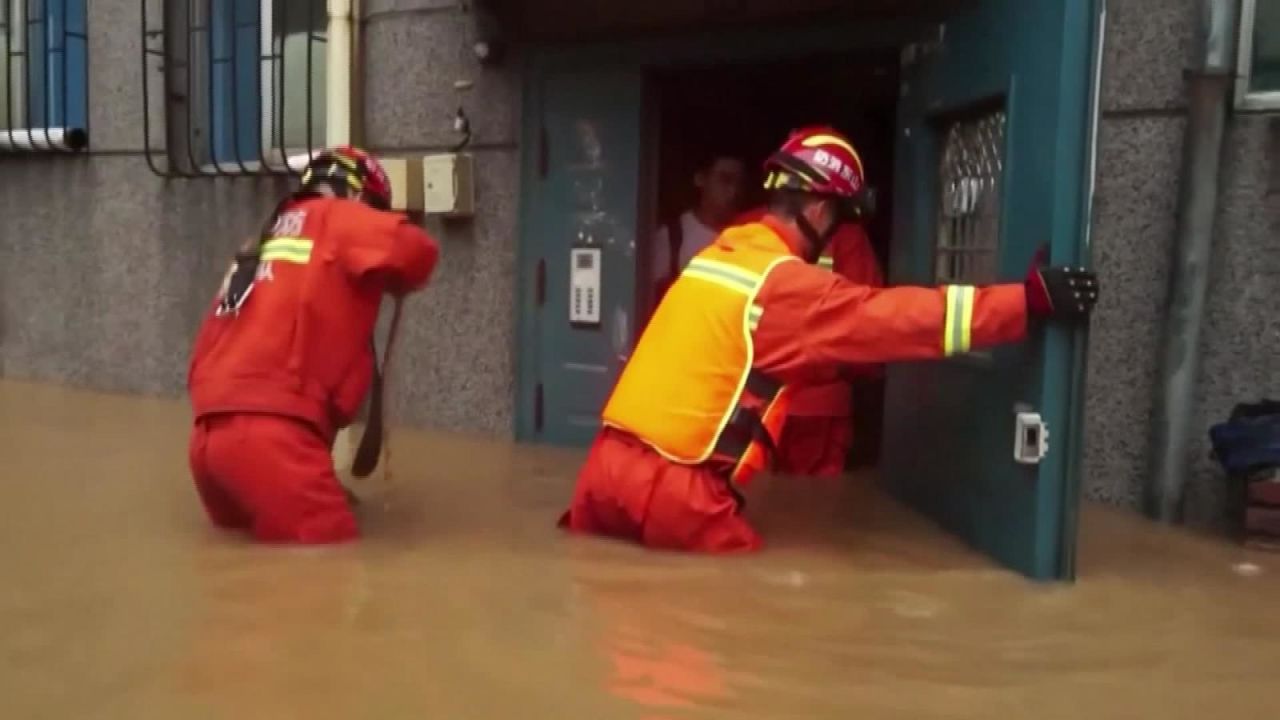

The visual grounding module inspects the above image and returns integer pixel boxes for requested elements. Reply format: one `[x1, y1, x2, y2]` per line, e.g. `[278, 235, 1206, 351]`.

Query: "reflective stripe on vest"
[816, 254, 834, 271]
[601, 224, 797, 485]
[683, 257, 768, 332]
[943, 284, 976, 356]
[683, 257, 760, 295]
[260, 236, 314, 265]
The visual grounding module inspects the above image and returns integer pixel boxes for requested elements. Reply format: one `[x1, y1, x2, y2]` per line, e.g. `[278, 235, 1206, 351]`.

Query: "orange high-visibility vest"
[602, 223, 798, 490]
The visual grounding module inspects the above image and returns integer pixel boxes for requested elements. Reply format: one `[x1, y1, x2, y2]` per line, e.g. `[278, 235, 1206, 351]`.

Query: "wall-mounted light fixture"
[466, 0, 506, 66]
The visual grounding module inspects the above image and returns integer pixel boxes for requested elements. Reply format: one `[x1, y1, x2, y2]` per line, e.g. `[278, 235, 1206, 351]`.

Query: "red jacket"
[188, 196, 439, 441]
[732, 208, 885, 416]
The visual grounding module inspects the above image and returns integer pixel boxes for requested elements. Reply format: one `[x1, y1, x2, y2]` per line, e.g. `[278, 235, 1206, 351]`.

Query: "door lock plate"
[1014, 411, 1049, 465]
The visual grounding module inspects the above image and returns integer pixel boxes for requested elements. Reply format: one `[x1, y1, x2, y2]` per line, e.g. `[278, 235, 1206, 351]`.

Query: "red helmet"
[301, 145, 393, 211]
[764, 126, 874, 218]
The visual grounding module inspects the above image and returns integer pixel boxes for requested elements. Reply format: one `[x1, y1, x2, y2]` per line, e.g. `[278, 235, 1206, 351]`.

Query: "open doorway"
[642, 50, 900, 470]
[519, 2, 1098, 579]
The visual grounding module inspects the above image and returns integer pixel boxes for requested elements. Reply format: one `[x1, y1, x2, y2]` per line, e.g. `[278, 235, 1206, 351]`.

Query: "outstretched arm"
[752, 262, 1027, 385]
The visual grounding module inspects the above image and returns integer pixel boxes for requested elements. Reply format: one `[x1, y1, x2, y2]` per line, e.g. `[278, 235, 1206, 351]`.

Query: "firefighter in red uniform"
[187, 147, 439, 543]
[732, 206, 885, 477]
[559, 127, 1099, 553]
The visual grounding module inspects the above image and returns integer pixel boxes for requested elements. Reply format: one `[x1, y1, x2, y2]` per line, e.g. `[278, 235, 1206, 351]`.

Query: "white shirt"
[652, 211, 719, 281]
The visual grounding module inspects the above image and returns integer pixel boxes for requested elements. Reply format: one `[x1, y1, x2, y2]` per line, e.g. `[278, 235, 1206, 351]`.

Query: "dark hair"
[692, 145, 745, 176]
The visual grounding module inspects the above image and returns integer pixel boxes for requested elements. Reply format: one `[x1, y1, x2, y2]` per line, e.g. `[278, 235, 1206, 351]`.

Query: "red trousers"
[774, 416, 854, 478]
[188, 413, 358, 543]
[559, 428, 762, 553]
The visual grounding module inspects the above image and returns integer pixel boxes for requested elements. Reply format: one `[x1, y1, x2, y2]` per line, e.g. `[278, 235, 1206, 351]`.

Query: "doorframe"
[511, 5, 1107, 464]
[1057, 0, 1108, 579]
[513, 18, 936, 442]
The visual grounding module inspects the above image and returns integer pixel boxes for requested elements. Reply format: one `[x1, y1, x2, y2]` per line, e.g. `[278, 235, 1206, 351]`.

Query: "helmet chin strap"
[795, 213, 840, 264]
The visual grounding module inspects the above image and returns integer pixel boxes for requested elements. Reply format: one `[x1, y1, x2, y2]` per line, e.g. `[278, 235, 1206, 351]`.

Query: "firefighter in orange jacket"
[733, 206, 885, 477]
[559, 127, 1099, 553]
[188, 147, 439, 544]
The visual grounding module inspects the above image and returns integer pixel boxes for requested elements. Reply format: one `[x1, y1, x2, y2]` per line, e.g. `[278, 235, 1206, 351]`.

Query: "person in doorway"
[652, 148, 746, 301]
[732, 203, 885, 477]
[187, 146, 439, 544]
[559, 126, 1099, 553]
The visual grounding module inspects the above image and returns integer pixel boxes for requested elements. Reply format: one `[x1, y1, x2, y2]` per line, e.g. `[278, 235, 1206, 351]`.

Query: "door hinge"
[535, 257, 546, 306]
[923, 23, 946, 57]
[902, 23, 947, 68]
[538, 125, 549, 178]
[534, 383, 545, 432]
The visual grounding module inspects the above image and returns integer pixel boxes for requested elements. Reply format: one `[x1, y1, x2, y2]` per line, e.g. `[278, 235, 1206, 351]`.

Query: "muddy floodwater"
[2, 380, 1277, 719]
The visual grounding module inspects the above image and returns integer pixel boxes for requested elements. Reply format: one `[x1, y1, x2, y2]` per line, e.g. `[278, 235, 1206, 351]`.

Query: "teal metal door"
[883, 0, 1100, 580]
[516, 67, 644, 446]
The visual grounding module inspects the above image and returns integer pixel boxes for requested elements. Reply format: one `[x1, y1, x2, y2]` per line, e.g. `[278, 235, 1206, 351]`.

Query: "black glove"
[1024, 260, 1099, 325]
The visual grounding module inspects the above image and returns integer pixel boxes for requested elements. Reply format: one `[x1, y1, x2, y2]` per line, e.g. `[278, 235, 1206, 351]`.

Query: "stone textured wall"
[1083, 0, 1280, 527]
[0, 0, 287, 394]
[362, 1, 523, 435]
[0, 0, 522, 437]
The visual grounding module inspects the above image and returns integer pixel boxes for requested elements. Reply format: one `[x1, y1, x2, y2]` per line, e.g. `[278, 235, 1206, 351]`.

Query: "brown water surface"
[1, 381, 1276, 719]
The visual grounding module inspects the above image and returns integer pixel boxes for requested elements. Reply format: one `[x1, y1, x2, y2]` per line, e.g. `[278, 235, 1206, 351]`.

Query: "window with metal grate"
[1237, 0, 1280, 111]
[142, 0, 326, 177]
[0, 0, 89, 152]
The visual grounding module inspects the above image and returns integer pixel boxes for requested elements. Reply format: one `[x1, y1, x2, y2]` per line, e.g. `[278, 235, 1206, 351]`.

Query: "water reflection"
[1, 381, 1277, 719]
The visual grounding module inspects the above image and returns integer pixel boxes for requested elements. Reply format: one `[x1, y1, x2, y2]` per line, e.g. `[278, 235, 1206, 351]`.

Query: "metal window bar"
[0, 0, 88, 152]
[140, 0, 325, 178]
[1, 0, 17, 140]
[269, 0, 284, 168]
[189, 1, 206, 174]
[933, 110, 1006, 286]
[304, 0, 314, 166]
[205, 1, 226, 174]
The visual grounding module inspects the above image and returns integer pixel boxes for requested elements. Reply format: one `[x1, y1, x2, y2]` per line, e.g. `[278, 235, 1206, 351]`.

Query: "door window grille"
[934, 110, 1005, 286]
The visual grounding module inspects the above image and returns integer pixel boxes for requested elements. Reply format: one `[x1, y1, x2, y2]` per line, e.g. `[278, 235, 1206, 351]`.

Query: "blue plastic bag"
[1209, 401, 1280, 476]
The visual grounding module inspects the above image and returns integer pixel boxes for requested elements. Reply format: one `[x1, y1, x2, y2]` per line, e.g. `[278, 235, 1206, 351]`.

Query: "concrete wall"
[0, 0, 287, 396]
[0, 0, 522, 437]
[1083, 0, 1280, 527]
[362, 1, 523, 436]
[1, 0, 1276, 528]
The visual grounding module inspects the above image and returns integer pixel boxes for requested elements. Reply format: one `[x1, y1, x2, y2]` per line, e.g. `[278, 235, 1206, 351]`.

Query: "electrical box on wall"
[422, 153, 475, 217]
[380, 157, 413, 212]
